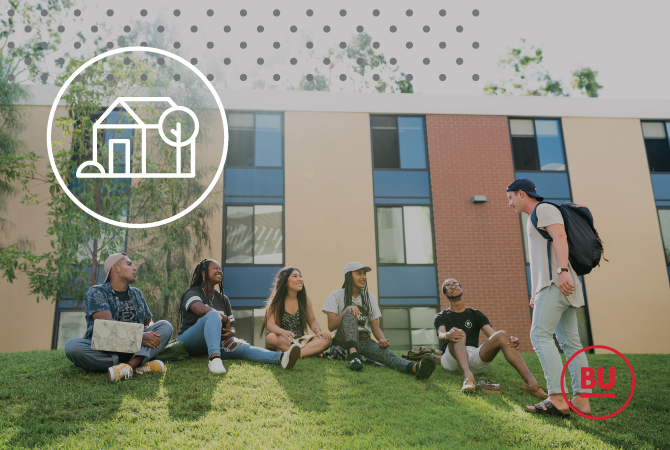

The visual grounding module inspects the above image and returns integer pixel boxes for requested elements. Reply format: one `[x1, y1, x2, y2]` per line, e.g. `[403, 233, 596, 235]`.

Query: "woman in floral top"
[262, 267, 332, 357]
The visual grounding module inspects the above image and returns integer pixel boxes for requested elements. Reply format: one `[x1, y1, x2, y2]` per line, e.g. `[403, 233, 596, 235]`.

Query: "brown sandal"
[525, 399, 570, 417]
[522, 382, 549, 400]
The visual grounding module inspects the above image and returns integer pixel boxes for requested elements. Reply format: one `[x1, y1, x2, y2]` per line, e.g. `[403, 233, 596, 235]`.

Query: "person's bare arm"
[437, 325, 465, 343]
[91, 310, 114, 321]
[481, 324, 496, 338]
[370, 319, 389, 348]
[326, 306, 361, 331]
[545, 223, 575, 296]
[266, 311, 294, 343]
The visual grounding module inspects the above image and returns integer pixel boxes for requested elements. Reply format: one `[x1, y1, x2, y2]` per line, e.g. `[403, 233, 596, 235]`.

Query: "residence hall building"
[3, 86, 670, 355]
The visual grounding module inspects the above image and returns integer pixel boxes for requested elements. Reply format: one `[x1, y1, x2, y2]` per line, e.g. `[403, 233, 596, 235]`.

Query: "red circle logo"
[561, 345, 635, 420]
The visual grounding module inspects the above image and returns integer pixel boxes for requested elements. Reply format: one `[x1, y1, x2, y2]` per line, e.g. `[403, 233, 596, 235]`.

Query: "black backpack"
[530, 202, 606, 276]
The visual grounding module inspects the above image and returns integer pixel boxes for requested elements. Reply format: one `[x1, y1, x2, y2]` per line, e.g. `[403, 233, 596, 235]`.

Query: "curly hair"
[175, 259, 223, 332]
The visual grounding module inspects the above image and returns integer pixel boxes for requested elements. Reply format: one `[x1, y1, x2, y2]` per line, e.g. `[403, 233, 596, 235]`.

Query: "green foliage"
[0, 351, 666, 449]
[294, 33, 413, 93]
[484, 38, 603, 98]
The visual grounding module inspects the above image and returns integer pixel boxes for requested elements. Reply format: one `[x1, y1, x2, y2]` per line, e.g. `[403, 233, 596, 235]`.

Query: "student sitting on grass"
[435, 278, 548, 398]
[262, 266, 332, 357]
[65, 252, 172, 382]
[176, 259, 300, 374]
[323, 262, 436, 380]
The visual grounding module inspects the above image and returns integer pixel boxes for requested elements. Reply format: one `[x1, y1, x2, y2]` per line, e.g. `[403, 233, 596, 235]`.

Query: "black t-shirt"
[433, 308, 491, 352]
[113, 288, 139, 324]
[178, 287, 235, 335]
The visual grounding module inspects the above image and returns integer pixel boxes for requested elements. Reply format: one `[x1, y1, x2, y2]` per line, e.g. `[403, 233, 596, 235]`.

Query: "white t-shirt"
[322, 289, 382, 334]
[527, 203, 584, 307]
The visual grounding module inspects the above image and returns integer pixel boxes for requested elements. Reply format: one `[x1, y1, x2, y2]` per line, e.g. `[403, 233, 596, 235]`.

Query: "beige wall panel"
[563, 118, 670, 353]
[284, 112, 377, 335]
[0, 106, 65, 352]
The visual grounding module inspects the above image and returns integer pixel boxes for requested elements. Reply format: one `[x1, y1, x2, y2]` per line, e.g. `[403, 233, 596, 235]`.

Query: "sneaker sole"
[154, 360, 166, 374]
[416, 357, 436, 380]
[108, 366, 117, 382]
[283, 345, 300, 369]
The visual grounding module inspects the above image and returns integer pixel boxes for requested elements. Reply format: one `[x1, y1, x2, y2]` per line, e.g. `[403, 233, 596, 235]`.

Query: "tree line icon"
[75, 97, 199, 179]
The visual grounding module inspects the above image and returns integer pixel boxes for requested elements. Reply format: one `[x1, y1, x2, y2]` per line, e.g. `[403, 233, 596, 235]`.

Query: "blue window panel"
[667, 266, 670, 281]
[223, 266, 281, 298]
[379, 297, 438, 306]
[651, 174, 670, 200]
[375, 197, 431, 205]
[229, 298, 268, 308]
[225, 196, 283, 204]
[374, 171, 430, 198]
[515, 172, 570, 199]
[225, 168, 283, 197]
[255, 114, 282, 167]
[534, 120, 566, 171]
[525, 265, 532, 297]
[378, 266, 437, 298]
[398, 117, 427, 169]
[657, 200, 670, 207]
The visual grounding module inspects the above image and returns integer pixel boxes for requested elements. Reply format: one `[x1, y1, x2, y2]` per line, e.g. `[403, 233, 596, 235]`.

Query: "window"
[381, 307, 438, 351]
[377, 206, 434, 264]
[642, 122, 670, 172]
[371, 116, 427, 169]
[509, 119, 566, 171]
[658, 208, 670, 269]
[55, 310, 87, 350]
[225, 205, 283, 264]
[226, 113, 283, 167]
[231, 308, 267, 347]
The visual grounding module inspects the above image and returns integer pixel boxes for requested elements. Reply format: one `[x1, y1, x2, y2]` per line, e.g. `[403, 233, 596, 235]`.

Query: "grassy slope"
[0, 351, 667, 449]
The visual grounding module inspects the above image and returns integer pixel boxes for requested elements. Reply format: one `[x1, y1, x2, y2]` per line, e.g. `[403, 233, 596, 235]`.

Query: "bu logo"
[581, 367, 616, 398]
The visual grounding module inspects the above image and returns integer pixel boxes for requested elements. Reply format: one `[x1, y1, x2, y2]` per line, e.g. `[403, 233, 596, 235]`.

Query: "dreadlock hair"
[342, 271, 372, 317]
[260, 266, 309, 337]
[176, 259, 223, 333]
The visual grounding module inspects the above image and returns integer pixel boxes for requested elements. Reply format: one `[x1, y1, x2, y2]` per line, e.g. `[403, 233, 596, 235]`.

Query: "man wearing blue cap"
[507, 179, 591, 417]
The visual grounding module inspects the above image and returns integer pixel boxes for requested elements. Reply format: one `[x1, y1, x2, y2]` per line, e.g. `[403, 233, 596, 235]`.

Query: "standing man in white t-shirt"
[507, 178, 592, 417]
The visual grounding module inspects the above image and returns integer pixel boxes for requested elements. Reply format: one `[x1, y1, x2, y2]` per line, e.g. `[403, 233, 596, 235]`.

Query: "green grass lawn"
[0, 350, 667, 449]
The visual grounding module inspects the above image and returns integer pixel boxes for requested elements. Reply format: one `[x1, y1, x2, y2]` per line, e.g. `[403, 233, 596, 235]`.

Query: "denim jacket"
[82, 282, 153, 339]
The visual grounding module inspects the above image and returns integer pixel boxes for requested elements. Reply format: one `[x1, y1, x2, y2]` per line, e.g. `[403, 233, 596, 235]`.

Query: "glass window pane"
[254, 205, 283, 264]
[372, 115, 400, 169]
[233, 309, 254, 344]
[385, 329, 411, 351]
[658, 209, 670, 263]
[227, 113, 255, 167]
[398, 117, 427, 169]
[642, 122, 666, 138]
[411, 329, 438, 347]
[535, 120, 566, 171]
[511, 136, 540, 171]
[409, 307, 437, 329]
[377, 207, 405, 263]
[520, 212, 530, 264]
[403, 206, 434, 264]
[254, 309, 266, 348]
[381, 308, 409, 328]
[255, 114, 282, 167]
[226, 206, 253, 263]
[56, 311, 87, 350]
[509, 119, 535, 136]
[645, 138, 670, 172]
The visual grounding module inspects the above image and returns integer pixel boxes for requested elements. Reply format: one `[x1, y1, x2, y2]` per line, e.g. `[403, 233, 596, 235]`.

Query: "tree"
[484, 38, 603, 98]
[292, 33, 413, 93]
[0, 51, 221, 329]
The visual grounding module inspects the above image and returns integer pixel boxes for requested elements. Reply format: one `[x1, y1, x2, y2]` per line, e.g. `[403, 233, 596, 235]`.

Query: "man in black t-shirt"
[435, 278, 547, 398]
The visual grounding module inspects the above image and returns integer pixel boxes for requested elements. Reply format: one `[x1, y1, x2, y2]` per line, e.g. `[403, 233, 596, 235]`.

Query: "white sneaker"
[208, 357, 226, 374]
[281, 344, 300, 369]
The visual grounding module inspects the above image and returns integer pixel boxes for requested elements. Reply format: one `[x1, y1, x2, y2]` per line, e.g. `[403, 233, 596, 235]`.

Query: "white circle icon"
[46, 47, 228, 229]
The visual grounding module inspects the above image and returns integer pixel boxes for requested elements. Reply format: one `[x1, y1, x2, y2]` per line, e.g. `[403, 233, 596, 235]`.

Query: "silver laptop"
[91, 319, 144, 353]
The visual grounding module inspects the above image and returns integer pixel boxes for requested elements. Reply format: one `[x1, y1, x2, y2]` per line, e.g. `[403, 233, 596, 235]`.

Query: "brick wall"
[426, 115, 533, 352]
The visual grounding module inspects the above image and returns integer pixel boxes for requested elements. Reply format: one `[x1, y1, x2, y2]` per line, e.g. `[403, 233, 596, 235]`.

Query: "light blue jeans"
[178, 310, 280, 365]
[530, 285, 592, 396]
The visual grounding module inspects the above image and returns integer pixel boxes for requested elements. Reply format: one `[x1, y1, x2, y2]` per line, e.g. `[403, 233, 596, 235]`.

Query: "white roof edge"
[24, 84, 670, 120]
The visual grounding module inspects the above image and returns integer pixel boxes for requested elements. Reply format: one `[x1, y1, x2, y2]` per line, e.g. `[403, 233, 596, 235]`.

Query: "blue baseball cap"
[507, 178, 544, 201]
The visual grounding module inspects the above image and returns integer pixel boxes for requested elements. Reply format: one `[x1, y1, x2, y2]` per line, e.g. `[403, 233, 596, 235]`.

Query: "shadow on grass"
[0, 350, 162, 449]
[163, 356, 221, 421]
[272, 355, 334, 413]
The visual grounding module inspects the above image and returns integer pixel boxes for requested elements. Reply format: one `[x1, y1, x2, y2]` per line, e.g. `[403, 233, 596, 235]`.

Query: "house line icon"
[75, 97, 200, 179]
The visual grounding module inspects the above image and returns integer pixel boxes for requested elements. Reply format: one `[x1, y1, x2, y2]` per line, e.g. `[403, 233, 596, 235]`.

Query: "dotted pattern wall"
[426, 115, 533, 353]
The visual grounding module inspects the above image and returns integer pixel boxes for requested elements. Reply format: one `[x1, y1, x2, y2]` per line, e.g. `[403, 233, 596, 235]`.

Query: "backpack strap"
[530, 202, 559, 282]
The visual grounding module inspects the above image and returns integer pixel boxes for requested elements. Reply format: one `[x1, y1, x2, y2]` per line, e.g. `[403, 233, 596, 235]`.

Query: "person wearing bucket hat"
[322, 262, 436, 380]
[506, 179, 591, 417]
[64, 252, 173, 382]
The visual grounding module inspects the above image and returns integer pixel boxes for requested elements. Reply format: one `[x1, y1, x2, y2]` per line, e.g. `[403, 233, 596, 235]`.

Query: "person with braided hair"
[176, 259, 300, 374]
[262, 267, 332, 357]
[322, 262, 436, 380]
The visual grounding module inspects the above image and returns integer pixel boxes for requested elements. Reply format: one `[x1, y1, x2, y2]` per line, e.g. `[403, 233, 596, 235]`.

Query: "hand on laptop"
[142, 331, 161, 348]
